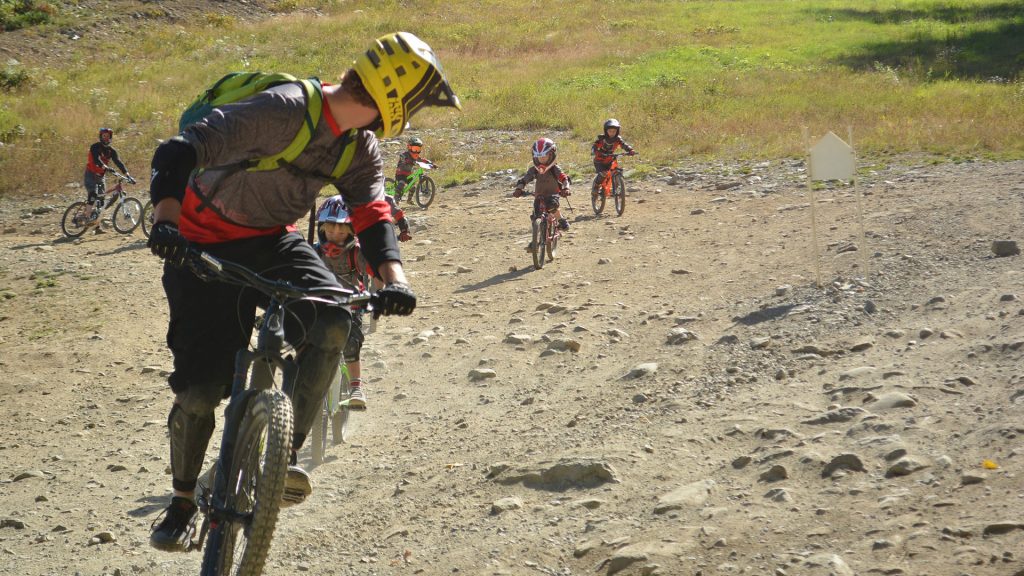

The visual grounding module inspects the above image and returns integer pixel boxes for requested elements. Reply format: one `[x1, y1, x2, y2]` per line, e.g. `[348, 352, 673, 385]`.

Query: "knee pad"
[308, 305, 351, 352]
[289, 345, 344, 450]
[343, 324, 364, 363]
[167, 402, 215, 492]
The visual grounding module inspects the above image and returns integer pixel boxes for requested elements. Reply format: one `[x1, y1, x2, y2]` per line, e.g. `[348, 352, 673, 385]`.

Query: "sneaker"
[282, 452, 312, 507]
[93, 226, 105, 234]
[348, 384, 367, 410]
[558, 218, 569, 231]
[149, 496, 198, 552]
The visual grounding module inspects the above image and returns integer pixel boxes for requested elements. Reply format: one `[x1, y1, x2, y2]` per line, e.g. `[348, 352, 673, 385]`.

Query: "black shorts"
[533, 194, 559, 216]
[84, 171, 104, 203]
[162, 231, 349, 396]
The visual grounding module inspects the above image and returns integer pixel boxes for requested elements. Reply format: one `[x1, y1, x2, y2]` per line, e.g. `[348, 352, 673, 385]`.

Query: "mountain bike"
[591, 153, 631, 217]
[142, 199, 154, 238]
[528, 192, 564, 271]
[60, 172, 143, 237]
[181, 249, 374, 576]
[384, 161, 438, 208]
[309, 363, 354, 466]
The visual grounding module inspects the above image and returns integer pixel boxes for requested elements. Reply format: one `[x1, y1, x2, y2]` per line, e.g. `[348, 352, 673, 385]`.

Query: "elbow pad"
[150, 137, 197, 205]
[357, 220, 401, 277]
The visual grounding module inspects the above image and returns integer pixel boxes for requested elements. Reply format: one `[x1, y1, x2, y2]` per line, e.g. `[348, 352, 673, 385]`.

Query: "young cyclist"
[513, 137, 570, 252]
[146, 32, 460, 552]
[314, 195, 373, 409]
[591, 118, 635, 196]
[394, 136, 435, 202]
[83, 127, 135, 229]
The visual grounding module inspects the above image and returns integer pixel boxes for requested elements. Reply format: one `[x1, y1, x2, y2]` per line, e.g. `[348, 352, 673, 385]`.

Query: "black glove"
[148, 221, 189, 266]
[127, 174, 136, 184]
[513, 188, 524, 198]
[374, 282, 416, 318]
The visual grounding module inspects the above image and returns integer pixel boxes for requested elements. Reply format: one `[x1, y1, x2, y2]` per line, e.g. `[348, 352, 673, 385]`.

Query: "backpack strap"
[251, 78, 323, 172]
[329, 128, 359, 180]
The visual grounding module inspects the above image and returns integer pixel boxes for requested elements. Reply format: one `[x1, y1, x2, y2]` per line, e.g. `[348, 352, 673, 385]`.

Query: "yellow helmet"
[354, 32, 462, 138]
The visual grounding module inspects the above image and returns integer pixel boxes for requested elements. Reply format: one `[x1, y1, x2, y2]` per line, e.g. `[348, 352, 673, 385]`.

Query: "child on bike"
[513, 137, 570, 252]
[394, 136, 435, 202]
[314, 195, 374, 409]
[591, 118, 635, 195]
[83, 127, 135, 230]
[146, 32, 459, 552]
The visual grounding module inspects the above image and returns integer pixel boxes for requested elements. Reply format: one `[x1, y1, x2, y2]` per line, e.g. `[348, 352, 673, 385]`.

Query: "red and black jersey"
[591, 135, 634, 163]
[86, 142, 127, 176]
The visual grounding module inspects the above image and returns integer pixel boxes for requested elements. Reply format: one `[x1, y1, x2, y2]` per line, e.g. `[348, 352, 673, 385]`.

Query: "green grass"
[0, 0, 1022, 197]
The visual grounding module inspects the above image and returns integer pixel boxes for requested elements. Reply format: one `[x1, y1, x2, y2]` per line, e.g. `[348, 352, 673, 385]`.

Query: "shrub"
[0, 0, 55, 31]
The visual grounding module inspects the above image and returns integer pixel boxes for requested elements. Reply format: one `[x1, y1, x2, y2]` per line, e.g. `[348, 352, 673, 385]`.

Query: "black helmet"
[603, 119, 620, 136]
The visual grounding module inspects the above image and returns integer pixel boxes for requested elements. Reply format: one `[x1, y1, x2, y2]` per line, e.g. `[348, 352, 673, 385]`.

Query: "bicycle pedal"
[281, 488, 308, 508]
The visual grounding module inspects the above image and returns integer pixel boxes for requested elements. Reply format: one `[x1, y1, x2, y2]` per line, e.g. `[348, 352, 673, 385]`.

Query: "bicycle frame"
[183, 250, 372, 569]
[598, 157, 623, 197]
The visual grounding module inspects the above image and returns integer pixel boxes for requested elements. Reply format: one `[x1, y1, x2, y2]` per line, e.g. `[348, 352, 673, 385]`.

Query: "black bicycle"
[182, 250, 374, 576]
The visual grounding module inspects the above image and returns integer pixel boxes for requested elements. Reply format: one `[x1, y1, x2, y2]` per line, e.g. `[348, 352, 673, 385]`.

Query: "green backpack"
[179, 71, 357, 179]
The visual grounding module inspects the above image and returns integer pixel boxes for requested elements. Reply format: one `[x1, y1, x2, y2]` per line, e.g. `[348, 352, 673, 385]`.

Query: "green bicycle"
[384, 160, 437, 209]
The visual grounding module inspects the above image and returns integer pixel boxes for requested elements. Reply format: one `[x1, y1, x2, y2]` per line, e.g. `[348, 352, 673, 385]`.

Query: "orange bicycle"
[591, 153, 630, 217]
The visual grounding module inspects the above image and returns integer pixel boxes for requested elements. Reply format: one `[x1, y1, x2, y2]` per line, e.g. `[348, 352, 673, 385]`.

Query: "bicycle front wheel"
[613, 173, 626, 216]
[200, 389, 293, 576]
[141, 200, 154, 238]
[532, 217, 546, 270]
[416, 176, 436, 209]
[591, 183, 606, 216]
[332, 368, 353, 444]
[113, 197, 143, 233]
[547, 220, 559, 262]
[61, 202, 91, 238]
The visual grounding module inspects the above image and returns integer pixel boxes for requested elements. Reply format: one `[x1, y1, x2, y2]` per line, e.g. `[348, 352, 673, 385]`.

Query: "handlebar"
[184, 249, 373, 309]
[106, 170, 136, 184]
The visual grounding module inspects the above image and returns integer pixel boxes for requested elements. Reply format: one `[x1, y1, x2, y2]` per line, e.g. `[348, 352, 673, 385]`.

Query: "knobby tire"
[532, 217, 546, 270]
[416, 176, 436, 209]
[141, 200, 154, 238]
[200, 389, 292, 576]
[613, 173, 626, 216]
[61, 202, 91, 238]
[547, 218, 559, 262]
[591, 183, 606, 216]
[332, 368, 352, 444]
[113, 197, 143, 233]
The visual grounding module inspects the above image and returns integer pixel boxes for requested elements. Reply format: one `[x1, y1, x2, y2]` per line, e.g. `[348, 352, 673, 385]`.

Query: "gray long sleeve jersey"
[181, 82, 386, 229]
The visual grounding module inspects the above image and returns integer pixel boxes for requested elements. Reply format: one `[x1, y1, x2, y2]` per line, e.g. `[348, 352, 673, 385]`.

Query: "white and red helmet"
[531, 137, 556, 166]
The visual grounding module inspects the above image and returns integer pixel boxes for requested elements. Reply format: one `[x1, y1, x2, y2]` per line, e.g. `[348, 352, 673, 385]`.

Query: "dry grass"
[0, 0, 1021, 198]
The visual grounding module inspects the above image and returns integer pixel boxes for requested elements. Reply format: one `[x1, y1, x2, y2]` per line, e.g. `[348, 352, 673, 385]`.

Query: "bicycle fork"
[193, 303, 293, 552]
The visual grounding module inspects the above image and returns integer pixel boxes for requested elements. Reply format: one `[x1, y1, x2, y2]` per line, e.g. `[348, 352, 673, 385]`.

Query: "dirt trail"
[1, 157, 1023, 575]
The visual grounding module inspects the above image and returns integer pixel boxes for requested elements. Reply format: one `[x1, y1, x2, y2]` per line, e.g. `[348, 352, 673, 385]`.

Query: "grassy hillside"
[0, 0, 1022, 197]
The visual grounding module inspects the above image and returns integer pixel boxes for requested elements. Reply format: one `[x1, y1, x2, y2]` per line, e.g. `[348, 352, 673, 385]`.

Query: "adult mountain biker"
[146, 32, 460, 552]
[83, 127, 135, 229]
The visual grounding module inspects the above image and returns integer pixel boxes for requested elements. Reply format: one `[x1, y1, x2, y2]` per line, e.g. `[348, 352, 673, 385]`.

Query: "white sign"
[809, 131, 854, 181]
